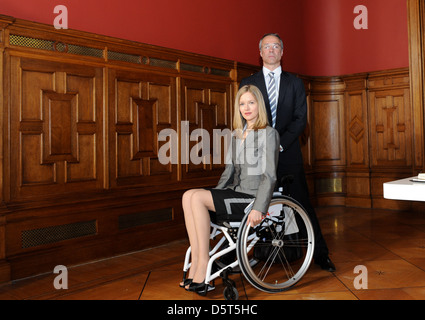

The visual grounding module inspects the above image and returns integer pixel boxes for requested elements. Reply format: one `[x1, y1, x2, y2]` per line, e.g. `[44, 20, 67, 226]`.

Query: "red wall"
[0, 0, 409, 76]
[300, 0, 409, 76]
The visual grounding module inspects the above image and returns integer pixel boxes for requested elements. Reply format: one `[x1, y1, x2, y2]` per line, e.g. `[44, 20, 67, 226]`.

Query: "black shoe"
[187, 281, 215, 295]
[179, 278, 192, 289]
[314, 256, 336, 272]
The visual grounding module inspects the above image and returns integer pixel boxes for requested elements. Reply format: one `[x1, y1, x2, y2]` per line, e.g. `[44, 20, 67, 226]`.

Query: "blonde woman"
[180, 85, 279, 294]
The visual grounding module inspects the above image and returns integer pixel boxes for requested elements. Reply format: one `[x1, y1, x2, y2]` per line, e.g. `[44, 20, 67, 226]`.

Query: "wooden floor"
[1, 206, 425, 300]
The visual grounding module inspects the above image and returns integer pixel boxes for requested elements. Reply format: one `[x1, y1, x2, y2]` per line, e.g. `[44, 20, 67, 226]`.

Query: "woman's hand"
[246, 209, 264, 227]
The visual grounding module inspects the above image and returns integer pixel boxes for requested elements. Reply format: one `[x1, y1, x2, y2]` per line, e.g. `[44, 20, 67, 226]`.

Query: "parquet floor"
[2, 206, 425, 300]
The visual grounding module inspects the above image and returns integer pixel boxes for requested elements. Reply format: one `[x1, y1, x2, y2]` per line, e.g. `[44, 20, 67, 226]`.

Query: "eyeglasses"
[262, 44, 281, 50]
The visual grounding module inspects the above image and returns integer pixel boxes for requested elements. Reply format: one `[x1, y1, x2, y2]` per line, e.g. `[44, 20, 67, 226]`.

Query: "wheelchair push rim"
[236, 195, 315, 293]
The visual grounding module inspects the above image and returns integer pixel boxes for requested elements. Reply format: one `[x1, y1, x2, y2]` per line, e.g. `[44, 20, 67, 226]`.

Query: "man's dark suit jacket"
[240, 70, 307, 167]
[241, 70, 331, 259]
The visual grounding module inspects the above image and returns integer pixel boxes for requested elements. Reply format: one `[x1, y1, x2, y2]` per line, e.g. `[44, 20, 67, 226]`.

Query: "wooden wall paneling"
[407, 0, 425, 212]
[367, 69, 413, 210]
[299, 76, 315, 205]
[310, 77, 346, 206]
[407, 0, 425, 173]
[180, 78, 232, 186]
[0, 20, 5, 203]
[235, 62, 260, 83]
[108, 68, 178, 190]
[0, 16, 238, 281]
[343, 74, 371, 208]
[310, 78, 346, 167]
[8, 56, 104, 202]
[299, 76, 313, 169]
[0, 24, 4, 202]
[368, 72, 412, 167]
[0, 17, 12, 282]
[0, 212, 10, 283]
[4, 190, 186, 279]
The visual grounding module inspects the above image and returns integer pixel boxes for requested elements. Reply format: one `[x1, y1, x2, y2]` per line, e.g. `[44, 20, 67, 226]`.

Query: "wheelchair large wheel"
[236, 195, 314, 293]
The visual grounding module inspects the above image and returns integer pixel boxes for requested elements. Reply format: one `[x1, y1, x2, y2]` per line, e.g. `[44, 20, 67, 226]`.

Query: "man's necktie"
[267, 72, 277, 127]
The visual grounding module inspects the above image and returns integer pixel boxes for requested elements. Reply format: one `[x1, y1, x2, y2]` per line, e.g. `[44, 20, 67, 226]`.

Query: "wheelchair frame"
[182, 191, 315, 300]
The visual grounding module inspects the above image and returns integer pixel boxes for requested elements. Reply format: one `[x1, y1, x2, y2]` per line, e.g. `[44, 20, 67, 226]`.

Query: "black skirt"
[209, 188, 254, 224]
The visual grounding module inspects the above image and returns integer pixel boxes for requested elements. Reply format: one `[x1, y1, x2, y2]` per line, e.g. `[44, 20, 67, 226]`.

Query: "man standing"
[240, 33, 335, 271]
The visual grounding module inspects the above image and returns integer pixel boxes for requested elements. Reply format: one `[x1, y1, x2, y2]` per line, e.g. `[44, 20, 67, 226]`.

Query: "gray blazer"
[215, 126, 279, 214]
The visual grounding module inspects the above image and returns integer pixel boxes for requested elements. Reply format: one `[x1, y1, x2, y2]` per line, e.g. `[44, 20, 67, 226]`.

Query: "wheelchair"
[182, 177, 315, 300]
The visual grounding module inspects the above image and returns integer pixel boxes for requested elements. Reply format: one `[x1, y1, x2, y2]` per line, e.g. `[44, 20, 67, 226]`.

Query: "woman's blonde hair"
[233, 85, 269, 131]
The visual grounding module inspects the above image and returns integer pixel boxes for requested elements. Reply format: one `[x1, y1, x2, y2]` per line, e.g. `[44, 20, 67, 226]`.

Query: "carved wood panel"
[108, 69, 177, 188]
[311, 94, 345, 166]
[180, 78, 232, 181]
[343, 76, 371, 207]
[369, 88, 412, 167]
[9, 57, 103, 201]
[344, 76, 369, 167]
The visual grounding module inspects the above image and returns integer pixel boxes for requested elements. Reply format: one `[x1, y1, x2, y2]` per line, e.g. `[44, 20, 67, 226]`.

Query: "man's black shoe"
[314, 256, 336, 272]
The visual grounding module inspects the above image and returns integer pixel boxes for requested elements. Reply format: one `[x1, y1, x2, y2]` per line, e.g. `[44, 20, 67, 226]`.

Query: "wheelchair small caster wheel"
[223, 286, 239, 300]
